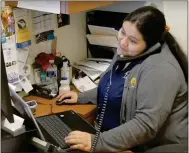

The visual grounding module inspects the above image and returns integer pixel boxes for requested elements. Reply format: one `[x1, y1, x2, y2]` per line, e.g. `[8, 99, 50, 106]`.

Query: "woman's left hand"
[65, 131, 92, 152]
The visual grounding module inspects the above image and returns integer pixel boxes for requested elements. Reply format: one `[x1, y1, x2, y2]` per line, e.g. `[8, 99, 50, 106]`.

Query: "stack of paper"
[72, 76, 97, 93]
[76, 60, 110, 72]
[86, 34, 118, 48]
[86, 25, 118, 48]
[88, 25, 118, 36]
[73, 65, 102, 81]
[73, 58, 111, 81]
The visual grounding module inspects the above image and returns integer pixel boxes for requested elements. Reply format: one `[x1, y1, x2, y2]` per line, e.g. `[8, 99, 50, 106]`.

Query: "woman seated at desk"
[57, 6, 188, 152]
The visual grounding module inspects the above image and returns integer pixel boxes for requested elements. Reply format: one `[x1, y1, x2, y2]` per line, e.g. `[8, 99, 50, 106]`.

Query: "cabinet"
[5, 1, 118, 14]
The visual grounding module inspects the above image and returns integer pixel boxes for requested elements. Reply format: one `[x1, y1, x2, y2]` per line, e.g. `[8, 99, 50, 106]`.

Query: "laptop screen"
[9, 85, 45, 141]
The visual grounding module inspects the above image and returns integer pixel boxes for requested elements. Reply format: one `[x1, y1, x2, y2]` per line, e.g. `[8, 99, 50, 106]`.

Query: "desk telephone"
[29, 84, 57, 99]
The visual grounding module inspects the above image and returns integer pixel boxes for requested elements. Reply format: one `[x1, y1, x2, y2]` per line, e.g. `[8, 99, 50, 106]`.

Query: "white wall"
[55, 12, 87, 64]
[27, 12, 87, 84]
[163, 0, 188, 55]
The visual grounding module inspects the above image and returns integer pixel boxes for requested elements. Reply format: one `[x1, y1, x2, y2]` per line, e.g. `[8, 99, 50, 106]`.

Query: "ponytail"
[164, 32, 188, 83]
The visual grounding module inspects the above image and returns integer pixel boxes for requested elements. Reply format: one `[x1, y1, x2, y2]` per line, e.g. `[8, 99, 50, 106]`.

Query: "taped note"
[20, 76, 33, 93]
[2, 36, 19, 84]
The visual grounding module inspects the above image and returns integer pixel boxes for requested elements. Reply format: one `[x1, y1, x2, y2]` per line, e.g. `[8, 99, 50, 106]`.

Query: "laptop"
[9, 86, 96, 152]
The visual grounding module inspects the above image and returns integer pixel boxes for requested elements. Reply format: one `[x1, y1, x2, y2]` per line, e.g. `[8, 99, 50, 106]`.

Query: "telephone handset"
[116, 42, 161, 62]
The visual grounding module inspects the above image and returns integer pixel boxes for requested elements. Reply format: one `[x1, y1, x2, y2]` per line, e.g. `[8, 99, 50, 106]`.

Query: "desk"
[23, 96, 97, 124]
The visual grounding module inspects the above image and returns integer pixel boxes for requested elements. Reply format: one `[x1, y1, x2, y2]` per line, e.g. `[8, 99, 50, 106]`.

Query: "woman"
[57, 6, 188, 152]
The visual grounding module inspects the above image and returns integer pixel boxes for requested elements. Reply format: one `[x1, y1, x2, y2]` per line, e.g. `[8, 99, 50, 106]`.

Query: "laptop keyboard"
[36, 115, 72, 149]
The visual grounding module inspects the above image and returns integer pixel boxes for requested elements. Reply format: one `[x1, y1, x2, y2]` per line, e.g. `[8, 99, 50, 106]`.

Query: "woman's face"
[118, 21, 147, 57]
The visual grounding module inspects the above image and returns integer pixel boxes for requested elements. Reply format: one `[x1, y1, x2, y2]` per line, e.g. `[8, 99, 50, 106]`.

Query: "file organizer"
[86, 10, 128, 59]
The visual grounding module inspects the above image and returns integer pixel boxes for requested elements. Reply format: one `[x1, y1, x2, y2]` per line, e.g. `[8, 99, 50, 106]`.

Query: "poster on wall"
[57, 14, 70, 28]
[35, 30, 55, 44]
[1, 6, 15, 38]
[32, 10, 55, 44]
[2, 35, 19, 84]
[13, 8, 32, 48]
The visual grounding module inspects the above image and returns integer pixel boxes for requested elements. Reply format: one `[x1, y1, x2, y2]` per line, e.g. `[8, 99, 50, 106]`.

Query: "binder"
[86, 34, 118, 48]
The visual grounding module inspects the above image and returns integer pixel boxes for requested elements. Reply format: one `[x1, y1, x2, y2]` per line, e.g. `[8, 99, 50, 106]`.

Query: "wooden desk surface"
[23, 96, 97, 119]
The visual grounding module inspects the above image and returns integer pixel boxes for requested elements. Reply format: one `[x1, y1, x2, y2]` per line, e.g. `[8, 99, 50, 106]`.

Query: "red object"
[36, 52, 55, 71]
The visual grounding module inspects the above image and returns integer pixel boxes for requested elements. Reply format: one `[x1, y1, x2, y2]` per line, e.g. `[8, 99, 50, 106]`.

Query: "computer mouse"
[56, 97, 75, 105]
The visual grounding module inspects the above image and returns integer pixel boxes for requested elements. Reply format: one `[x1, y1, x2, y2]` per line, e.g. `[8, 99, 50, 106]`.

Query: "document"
[76, 60, 110, 72]
[19, 76, 33, 93]
[2, 43, 17, 63]
[17, 47, 29, 63]
[72, 76, 97, 92]
[86, 34, 118, 48]
[18, 1, 60, 14]
[14, 83, 23, 92]
[73, 65, 102, 81]
[32, 11, 54, 35]
[9, 83, 22, 92]
[88, 25, 118, 36]
[17, 62, 31, 77]
[2, 37, 19, 84]
[14, 8, 31, 48]
[87, 58, 112, 63]
[32, 10, 55, 44]
[6, 66, 19, 84]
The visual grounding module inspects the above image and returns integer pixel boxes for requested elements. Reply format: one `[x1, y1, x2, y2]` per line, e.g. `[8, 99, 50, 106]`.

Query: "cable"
[31, 137, 72, 153]
[90, 69, 112, 152]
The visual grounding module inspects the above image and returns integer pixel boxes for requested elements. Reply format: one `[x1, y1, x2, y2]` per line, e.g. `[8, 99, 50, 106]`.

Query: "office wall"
[163, 1, 188, 55]
[55, 12, 87, 64]
[27, 12, 87, 84]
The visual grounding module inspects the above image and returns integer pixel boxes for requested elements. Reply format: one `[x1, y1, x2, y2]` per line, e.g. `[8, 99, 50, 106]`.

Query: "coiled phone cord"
[90, 70, 112, 152]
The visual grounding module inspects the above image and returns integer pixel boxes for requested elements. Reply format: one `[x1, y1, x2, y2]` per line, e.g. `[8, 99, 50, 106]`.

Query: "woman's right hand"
[57, 91, 78, 104]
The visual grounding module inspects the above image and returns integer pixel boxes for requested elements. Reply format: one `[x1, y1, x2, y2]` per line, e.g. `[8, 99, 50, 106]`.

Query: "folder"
[88, 25, 118, 36]
[86, 34, 118, 48]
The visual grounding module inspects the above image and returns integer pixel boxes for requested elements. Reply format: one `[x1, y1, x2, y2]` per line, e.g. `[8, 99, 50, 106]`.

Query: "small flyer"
[2, 35, 19, 84]
[13, 8, 31, 48]
[1, 6, 15, 37]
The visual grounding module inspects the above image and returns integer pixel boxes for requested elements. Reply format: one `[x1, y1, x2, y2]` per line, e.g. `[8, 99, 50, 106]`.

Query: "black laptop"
[35, 110, 97, 151]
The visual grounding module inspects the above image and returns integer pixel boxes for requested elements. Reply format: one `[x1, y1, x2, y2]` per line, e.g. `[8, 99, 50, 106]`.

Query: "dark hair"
[124, 6, 188, 83]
